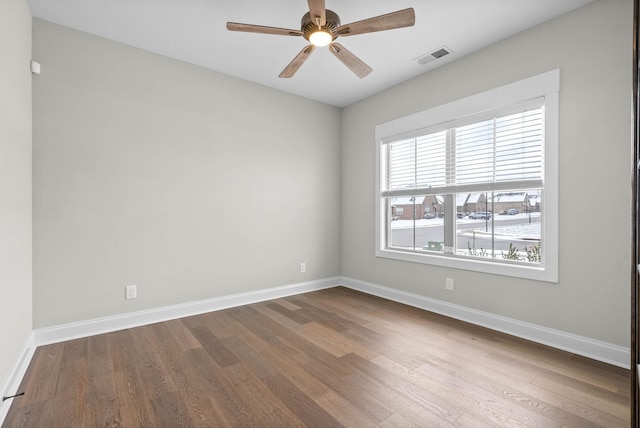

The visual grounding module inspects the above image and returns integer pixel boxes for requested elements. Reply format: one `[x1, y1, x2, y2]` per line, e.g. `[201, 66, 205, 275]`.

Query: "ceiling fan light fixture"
[309, 29, 332, 46]
[227, 5, 415, 78]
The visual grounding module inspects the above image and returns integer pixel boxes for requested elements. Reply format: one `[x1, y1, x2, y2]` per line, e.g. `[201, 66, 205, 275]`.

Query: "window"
[375, 70, 559, 282]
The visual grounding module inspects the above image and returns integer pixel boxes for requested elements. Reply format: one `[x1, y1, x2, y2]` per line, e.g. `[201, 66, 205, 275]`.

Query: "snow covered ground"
[487, 221, 540, 240]
[391, 213, 541, 240]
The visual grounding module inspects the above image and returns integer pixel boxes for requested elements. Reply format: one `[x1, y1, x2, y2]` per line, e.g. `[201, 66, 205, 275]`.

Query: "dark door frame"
[633, 1, 639, 427]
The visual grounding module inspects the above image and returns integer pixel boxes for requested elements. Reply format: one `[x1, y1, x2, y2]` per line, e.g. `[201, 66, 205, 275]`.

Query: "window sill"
[376, 247, 557, 283]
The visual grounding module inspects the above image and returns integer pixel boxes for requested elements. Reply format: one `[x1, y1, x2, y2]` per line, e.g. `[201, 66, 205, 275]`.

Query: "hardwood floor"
[3, 287, 630, 427]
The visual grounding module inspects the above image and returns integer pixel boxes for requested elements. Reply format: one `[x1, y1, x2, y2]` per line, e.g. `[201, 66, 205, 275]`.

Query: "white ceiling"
[27, 0, 594, 107]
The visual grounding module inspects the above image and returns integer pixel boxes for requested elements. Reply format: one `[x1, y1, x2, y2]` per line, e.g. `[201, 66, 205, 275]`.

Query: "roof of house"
[493, 192, 527, 203]
[391, 196, 426, 206]
[466, 193, 484, 204]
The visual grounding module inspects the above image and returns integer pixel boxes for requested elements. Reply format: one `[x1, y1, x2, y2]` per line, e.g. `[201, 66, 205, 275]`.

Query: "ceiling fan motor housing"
[301, 9, 340, 43]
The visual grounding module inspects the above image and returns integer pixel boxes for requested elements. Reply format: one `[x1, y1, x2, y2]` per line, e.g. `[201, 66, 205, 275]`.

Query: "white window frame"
[375, 70, 559, 282]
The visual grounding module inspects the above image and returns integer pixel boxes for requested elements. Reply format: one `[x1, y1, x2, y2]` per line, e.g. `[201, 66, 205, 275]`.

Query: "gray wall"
[0, 0, 32, 396]
[341, 0, 632, 347]
[32, 20, 341, 328]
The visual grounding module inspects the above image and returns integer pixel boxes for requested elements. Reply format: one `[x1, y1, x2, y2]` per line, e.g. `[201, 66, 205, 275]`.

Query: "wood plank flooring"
[3, 287, 630, 427]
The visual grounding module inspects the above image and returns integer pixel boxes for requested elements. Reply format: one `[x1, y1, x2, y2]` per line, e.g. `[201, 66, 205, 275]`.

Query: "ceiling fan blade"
[279, 45, 316, 78]
[336, 8, 415, 37]
[307, 0, 326, 27]
[226, 22, 303, 37]
[328, 43, 372, 79]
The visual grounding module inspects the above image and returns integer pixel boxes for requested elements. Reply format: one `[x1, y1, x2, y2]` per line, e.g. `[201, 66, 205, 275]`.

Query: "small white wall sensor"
[30, 60, 40, 75]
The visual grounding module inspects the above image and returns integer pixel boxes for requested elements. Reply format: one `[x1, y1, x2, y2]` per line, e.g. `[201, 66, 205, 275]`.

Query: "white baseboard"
[340, 276, 630, 369]
[34, 277, 340, 346]
[0, 333, 36, 426]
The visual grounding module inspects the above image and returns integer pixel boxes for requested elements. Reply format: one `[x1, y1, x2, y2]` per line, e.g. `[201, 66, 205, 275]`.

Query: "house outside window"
[375, 70, 559, 282]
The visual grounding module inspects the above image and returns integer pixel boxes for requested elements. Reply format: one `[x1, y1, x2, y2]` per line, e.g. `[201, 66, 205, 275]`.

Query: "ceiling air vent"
[415, 46, 453, 65]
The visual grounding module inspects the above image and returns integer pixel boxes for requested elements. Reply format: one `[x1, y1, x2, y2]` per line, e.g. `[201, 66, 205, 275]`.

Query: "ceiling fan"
[226, 0, 415, 79]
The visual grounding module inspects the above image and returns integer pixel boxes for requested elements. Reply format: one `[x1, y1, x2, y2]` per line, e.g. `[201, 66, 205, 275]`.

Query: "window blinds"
[382, 100, 544, 198]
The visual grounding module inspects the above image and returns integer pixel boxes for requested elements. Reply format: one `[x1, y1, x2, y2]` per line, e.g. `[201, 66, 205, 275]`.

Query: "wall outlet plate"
[125, 284, 137, 300]
[445, 277, 454, 291]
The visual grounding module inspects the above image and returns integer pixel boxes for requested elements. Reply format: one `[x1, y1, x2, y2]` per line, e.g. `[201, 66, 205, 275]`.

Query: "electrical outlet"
[445, 277, 454, 291]
[300, 262, 306, 273]
[125, 284, 137, 300]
